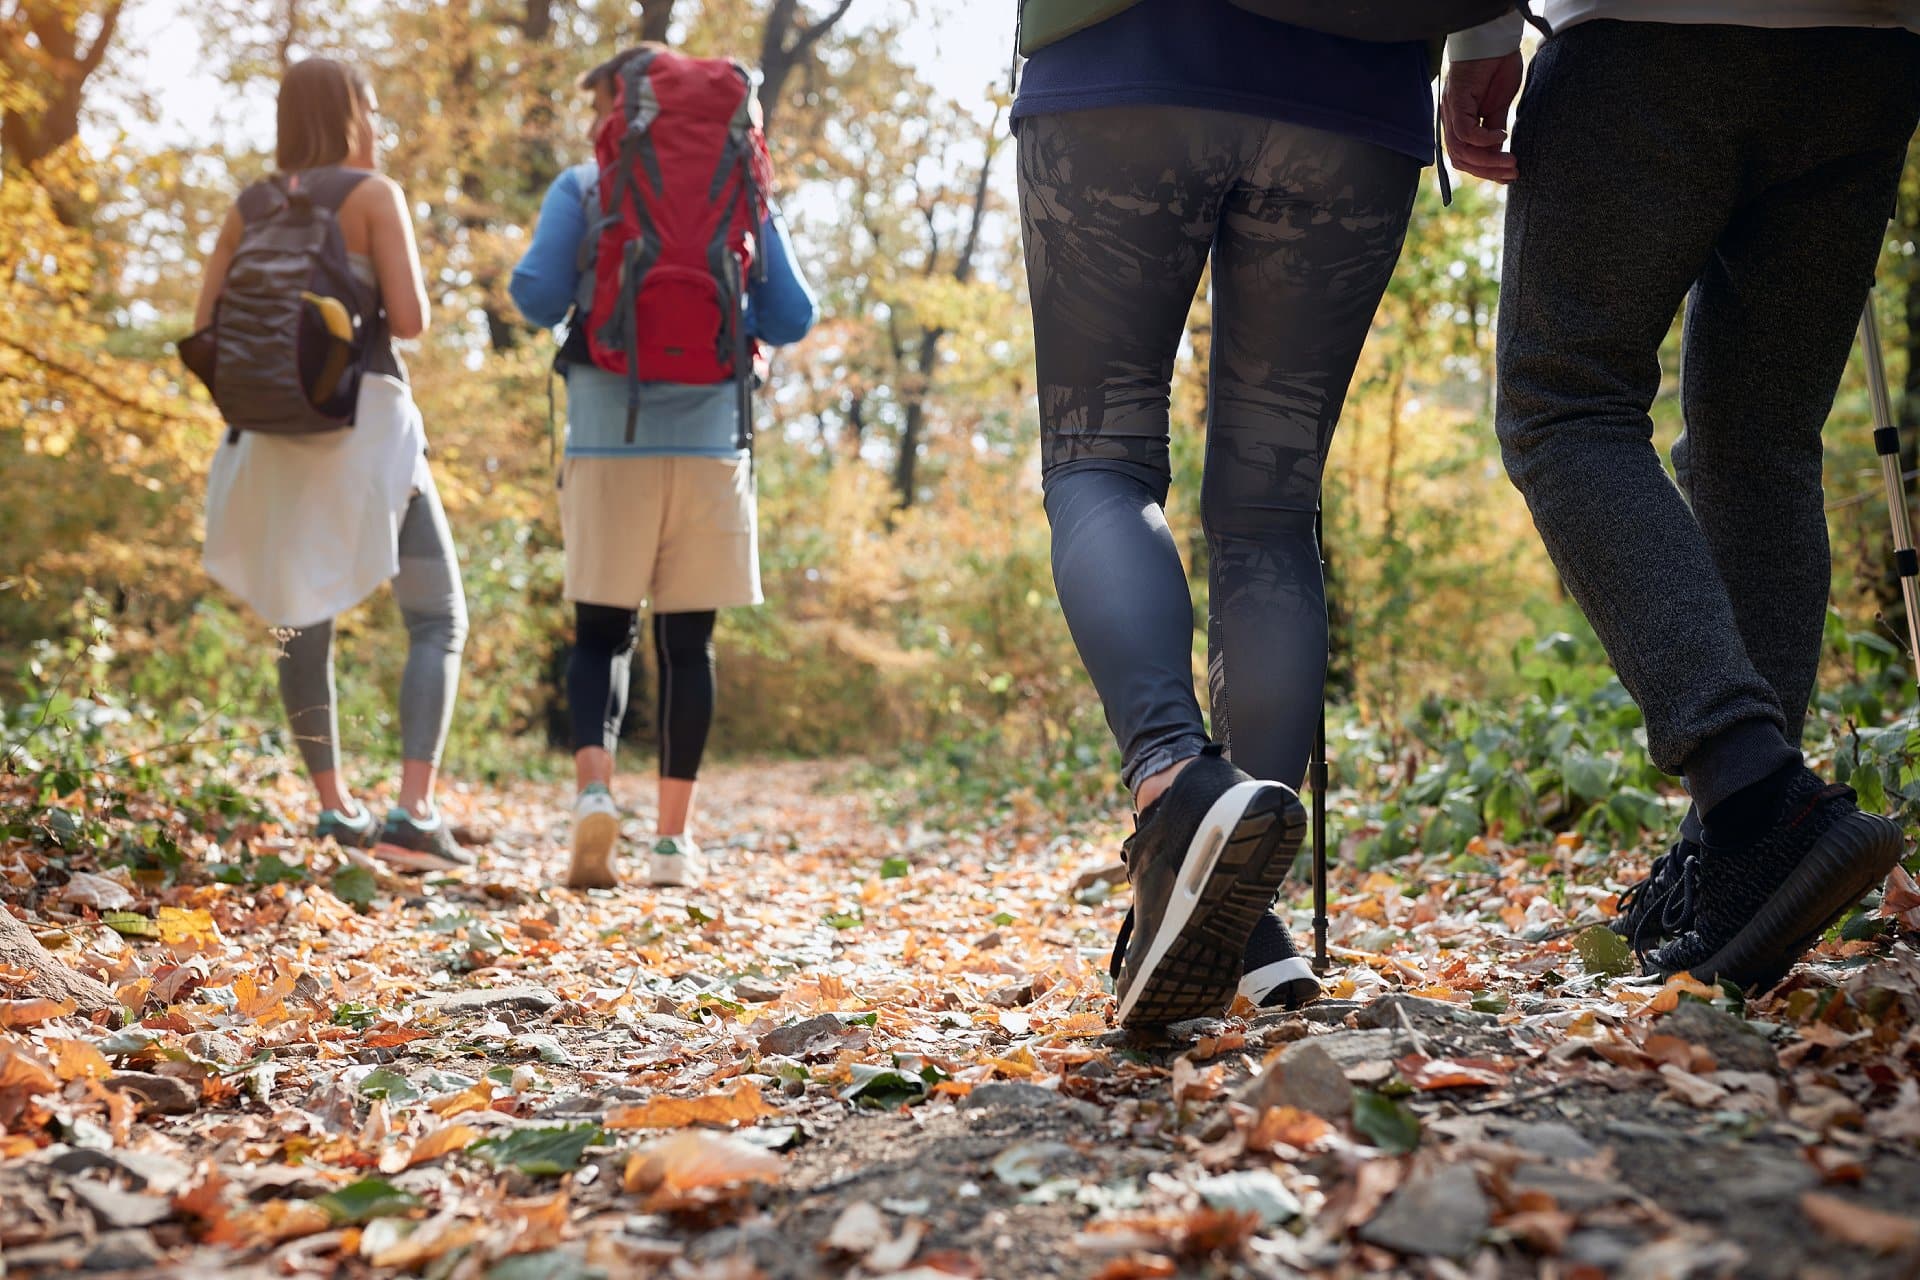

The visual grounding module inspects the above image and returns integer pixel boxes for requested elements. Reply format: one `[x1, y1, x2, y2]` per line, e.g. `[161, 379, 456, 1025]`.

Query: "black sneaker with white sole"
[1647, 768, 1904, 993]
[1108, 909, 1322, 1013]
[1111, 746, 1307, 1028]
[1239, 911, 1321, 1010]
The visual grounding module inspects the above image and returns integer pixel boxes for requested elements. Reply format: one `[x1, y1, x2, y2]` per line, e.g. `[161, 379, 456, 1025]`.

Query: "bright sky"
[107, 0, 1015, 151]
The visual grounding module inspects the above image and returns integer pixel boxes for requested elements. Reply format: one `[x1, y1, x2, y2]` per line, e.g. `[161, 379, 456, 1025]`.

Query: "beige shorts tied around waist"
[559, 455, 761, 612]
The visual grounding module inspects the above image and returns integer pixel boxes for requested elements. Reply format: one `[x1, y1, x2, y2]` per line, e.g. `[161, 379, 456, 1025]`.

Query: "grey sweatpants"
[1497, 21, 1920, 814]
[1020, 105, 1418, 793]
[277, 475, 468, 775]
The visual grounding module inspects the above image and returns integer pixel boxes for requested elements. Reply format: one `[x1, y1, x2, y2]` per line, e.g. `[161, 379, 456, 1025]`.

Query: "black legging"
[1019, 105, 1417, 795]
[567, 604, 716, 780]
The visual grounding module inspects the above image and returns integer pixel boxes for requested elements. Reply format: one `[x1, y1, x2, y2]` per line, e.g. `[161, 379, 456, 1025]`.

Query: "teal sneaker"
[315, 805, 378, 849]
[374, 807, 474, 873]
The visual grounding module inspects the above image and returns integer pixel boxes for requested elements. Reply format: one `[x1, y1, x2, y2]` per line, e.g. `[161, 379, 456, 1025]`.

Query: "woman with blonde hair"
[197, 58, 471, 871]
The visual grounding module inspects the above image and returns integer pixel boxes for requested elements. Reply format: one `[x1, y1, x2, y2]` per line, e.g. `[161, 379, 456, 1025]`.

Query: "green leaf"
[469, 1123, 605, 1176]
[331, 1003, 379, 1030]
[823, 909, 863, 930]
[102, 912, 158, 939]
[1469, 993, 1508, 1015]
[841, 1057, 948, 1108]
[1352, 1090, 1421, 1155]
[1574, 924, 1635, 979]
[330, 865, 377, 911]
[879, 857, 911, 880]
[484, 1250, 609, 1280]
[685, 903, 714, 925]
[357, 1068, 422, 1104]
[313, 1178, 423, 1225]
[989, 911, 1016, 927]
[250, 855, 308, 886]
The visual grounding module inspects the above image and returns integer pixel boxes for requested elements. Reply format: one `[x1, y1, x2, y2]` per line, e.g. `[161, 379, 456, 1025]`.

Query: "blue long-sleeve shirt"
[510, 162, 819, 457]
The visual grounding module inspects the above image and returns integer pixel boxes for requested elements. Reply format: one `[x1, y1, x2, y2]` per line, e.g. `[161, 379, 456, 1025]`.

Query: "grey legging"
[1019, 105, 1418, 794]
[277, 477, 468, 774]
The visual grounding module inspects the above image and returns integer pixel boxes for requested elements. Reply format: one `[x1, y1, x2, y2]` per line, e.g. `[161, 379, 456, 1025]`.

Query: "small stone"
[1657, 1000, 1775, 1074]
[1511, 1165, 1633, 1212]
[72, 1180, 172, 1228]
[1233, 1041, 1351, 1120]
[1072, 1059, 1114, 1081]
[1358, 1165, 1491, 1260]
[1355, 994, 1495, 1032]
[1300, 1028, 1397, 1069]
[732, 977, 784, 1003]
[1497, 1120, 1599, 1162]
[83, 1230, 163, 1271]
[962, 1083, 1060, 1111]
[183, 1031, 244, 1065]
[420, 985, 559, 1016]
[101, 1072, 198, 1115]
[757, 1012, 856, 1059]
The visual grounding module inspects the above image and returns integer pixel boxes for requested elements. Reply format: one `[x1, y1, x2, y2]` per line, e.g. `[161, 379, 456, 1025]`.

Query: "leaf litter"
[2, 761, 1920, 1276]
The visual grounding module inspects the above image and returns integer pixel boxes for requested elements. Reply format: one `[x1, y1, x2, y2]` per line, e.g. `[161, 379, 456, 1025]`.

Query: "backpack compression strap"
[597, 49, 667, 444]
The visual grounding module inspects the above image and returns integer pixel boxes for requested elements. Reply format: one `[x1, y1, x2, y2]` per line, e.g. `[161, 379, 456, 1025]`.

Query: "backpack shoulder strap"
[235, 177, 289, 224]
[292, 165, 374, 213]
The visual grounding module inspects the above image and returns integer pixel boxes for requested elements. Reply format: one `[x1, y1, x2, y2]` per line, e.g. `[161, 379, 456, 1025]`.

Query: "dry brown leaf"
[1800, 1192, 1920, 1253]
[1879, 864, 1920, 930]
[604, 1081, 778, 1130]
[1642, 1034, 1716, 1074]
[0, 997, 77, 1028]
[1647, 973, 1722, 1014]
[368, 1213, 488, 1268]
[157, 906, 222, 950]
[623, 1130, 784, 1210]
[1092, 1257, 1178, 1280]
[428, 1079, 494, 1118]
[1395, 1054, 1509, 1091]
[234, 971, 300, 1024]
[223, 1199, 333, 1244]
[1248, 1105, 1333, 1151]
[44, 1036, 110, 1081]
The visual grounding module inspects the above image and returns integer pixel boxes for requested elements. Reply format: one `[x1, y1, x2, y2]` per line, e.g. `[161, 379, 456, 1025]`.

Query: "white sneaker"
[647, 835, 705, 888]
[567, 785, 621, 889]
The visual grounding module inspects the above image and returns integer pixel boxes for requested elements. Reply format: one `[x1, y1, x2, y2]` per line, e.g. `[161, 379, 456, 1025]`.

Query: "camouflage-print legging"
[1019, 105, 1418, 796]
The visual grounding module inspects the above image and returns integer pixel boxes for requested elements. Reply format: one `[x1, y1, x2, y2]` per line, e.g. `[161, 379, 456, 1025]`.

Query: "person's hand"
[1441, 51, 1524, 184]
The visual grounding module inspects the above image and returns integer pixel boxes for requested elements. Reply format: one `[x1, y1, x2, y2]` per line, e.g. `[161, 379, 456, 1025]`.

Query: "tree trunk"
[0, 911, 117, 1014]
[0, 0, 126, 184]
[756, 0, 854, 134]
[891, 108, 1003, 510]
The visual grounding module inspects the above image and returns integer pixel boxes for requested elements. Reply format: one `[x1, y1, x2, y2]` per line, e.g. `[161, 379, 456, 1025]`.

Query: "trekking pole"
[1861, 299, 1920, 684]
[1312, 508, 1330, 975]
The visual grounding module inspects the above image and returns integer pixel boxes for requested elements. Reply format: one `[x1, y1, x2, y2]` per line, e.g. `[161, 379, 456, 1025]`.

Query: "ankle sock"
[1701, 760, 1803, 848]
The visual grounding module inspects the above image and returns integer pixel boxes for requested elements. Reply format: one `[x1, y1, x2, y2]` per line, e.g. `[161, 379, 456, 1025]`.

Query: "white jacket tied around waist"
[204, 372, 429, 630]
[1451, 1, 1920, 60]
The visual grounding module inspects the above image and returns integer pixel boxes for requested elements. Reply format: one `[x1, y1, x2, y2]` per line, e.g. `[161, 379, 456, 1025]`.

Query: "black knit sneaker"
[1111, 747, 1306, 1029]
[1238, 912, 1320, 1010]
[374, 807, 476, 874]
[1612, 835, 1702, 957]
[1647, 769, 1904, 992]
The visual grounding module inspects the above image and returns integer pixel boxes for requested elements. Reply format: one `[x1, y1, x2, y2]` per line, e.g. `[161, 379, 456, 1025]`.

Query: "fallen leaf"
[623, 1130, 784, 1211]
[44, 1037, 111, 1081]
[1800, 1192, 1920, 1253]
[1395, 1054, 1509, 1091]
[428, 1079, 494, 1118]
[0, 997, 76, 1028]
[1248, 1106, 1333, 1151]
[157, 906, 222, 950]
[604, 1081, 778, 1130]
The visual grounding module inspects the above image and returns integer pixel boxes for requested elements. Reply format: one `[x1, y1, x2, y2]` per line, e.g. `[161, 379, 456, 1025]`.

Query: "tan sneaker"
[646, 835, 704, 888]
[567, 785, 620, 889]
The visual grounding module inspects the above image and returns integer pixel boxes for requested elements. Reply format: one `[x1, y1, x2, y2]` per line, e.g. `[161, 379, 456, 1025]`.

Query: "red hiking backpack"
[583, 48, 772, 446]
